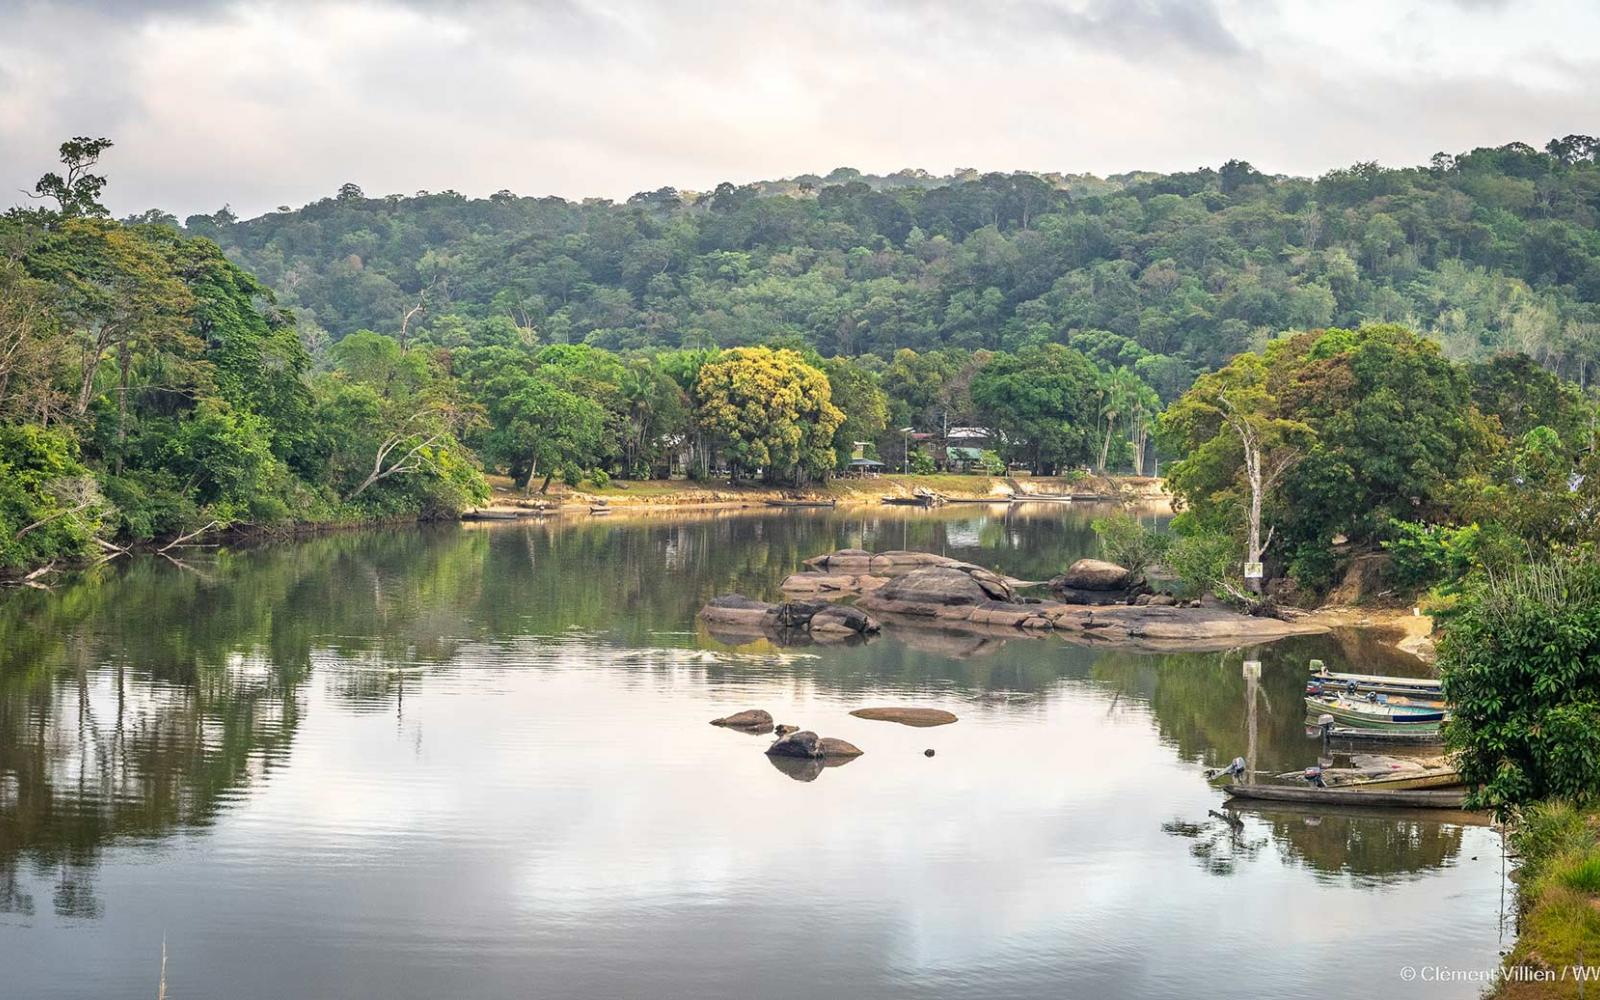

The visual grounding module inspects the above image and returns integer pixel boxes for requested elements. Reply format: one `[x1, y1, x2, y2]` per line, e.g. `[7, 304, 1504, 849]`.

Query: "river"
[0, 505, 1507, 999]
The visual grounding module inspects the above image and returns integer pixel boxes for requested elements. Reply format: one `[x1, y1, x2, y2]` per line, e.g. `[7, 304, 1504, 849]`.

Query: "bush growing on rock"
[1091, 512, 1169, 580]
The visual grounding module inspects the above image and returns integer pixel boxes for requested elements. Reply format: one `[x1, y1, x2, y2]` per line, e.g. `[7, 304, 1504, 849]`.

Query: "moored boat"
[1324, 767, 1462, 791]
[764, 499, 836, 508]
[1305, 695, 1446, 731]
[1221, 783, 1469, 809]
[1308, 665, 1441, 695]
[1314, 724, 1444, 746]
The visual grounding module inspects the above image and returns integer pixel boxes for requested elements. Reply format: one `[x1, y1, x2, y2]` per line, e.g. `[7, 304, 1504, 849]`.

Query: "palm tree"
[1097, 368, 1143, 473]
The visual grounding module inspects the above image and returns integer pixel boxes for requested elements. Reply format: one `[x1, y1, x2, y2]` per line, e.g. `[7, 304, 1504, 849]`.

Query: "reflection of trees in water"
[1088, 637, 1366, 774]
[0, 527, 502, 918]
[1163, 811, 1268, 876]
[1251, 808, 1469, 885]
[1162, 808, 1469, 883]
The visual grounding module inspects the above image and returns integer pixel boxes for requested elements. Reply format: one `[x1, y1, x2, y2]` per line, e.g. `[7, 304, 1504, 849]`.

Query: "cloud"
[0, 0, 1595, 218]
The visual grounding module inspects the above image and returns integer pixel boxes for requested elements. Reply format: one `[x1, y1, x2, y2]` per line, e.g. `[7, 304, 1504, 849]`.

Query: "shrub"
[1164, 528, 1236, 599]
[1441, 558, 1600, 812]
[1090, 512, 1170, 579]
[1382, 519, 1483, 590]
[0, 424, 107, 570]
[908, 449, 936, 475]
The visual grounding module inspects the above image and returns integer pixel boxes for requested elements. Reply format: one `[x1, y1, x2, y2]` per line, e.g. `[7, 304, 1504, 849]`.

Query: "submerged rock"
[849, 707, 959, 727]
[710, 709, 774, 731]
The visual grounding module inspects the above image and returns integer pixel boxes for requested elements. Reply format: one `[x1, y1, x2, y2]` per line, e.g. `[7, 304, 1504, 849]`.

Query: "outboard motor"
[1301, 766, 1327, 788]
[1218, 756, 1248, 780]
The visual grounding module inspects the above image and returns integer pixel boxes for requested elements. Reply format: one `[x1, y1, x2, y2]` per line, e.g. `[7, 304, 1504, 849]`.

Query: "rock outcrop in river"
[854, 563, 1325, 648]
[703, 550, 1330, 652]
[698, 594, 880, 641]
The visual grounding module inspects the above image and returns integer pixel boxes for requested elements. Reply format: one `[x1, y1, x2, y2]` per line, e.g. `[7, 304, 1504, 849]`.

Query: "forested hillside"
[180, 137, 1600, 399]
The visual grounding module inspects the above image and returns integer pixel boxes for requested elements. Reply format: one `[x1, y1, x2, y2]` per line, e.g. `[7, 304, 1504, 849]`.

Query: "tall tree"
[694, 347, 843, 483]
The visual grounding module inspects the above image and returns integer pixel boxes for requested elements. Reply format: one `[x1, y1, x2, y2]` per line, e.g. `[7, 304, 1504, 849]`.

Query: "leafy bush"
[0, 424, 107, 570]
[585, 468, 610, 489]
[1441, 558, 1600, 812]
[101, 469, 200, 540]
[908, 449, 936, 475]
[1382, 519, 1483, 589]
[1164, 526, 1236, 599]
[1090, 512, 1170, 579]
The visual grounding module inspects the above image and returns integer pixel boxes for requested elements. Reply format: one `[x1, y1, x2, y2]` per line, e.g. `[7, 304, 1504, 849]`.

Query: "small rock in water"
[924, 748, 936, 757]
[710, 709, 775, 732]
[850, 706, 958, 727]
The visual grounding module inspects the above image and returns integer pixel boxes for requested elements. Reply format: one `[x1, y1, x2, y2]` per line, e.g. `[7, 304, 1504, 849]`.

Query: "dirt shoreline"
[473, 473, 1171, 514]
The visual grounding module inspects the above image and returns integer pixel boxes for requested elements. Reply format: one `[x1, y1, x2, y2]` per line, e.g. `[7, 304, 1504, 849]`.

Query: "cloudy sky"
[1, 0, 1596, 220]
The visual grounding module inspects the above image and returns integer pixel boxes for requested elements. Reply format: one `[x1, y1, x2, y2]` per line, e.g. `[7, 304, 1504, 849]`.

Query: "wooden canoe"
[1310, 668, 1441, 693]
[764, 499, 836, 508]
[1315, 725, 1444, 745]
[1327, 767, 1462, 791]
[1222, 783, 1469, 809]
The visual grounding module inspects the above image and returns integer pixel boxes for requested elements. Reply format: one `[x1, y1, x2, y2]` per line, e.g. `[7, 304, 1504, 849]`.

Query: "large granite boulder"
[864, 566, 1016, 609]
[1058, 559, 1131, 591]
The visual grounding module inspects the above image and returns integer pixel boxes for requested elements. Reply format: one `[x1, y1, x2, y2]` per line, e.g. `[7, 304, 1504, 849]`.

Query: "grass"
[1498, 801, 1600, 998]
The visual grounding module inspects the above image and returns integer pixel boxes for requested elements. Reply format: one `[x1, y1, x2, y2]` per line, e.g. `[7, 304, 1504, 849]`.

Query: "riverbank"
[475, 473, 1171, 513]
[1306, 605, 1439, 665]
[1496, 802, 1600, 999]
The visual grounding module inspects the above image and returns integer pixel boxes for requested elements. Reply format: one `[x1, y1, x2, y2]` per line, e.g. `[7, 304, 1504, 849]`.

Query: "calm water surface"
[0, 506, 1507, 999]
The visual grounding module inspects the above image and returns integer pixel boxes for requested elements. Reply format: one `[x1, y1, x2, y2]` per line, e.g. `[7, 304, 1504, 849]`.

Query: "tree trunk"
[1243, 438, 1265, 594]
[1098, 417, 1115, 473]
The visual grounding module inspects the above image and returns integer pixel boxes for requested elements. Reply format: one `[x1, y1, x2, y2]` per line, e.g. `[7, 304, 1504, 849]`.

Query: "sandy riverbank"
[473, 473, 1170, 514]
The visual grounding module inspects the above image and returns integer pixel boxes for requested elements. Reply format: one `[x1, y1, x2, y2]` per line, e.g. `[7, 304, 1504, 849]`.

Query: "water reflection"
[0, 507, 1502, 999]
